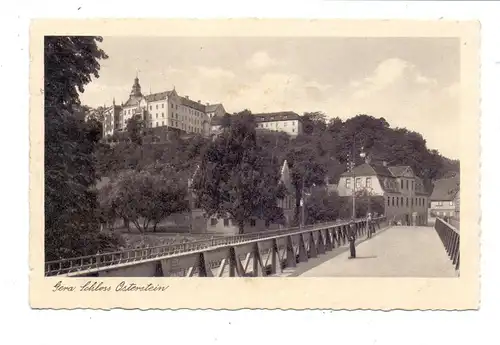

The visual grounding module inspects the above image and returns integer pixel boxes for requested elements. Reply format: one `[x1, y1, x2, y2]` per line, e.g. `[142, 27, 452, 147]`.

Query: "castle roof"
[206, 104, 223, 112]
[145, 90, 175, 102]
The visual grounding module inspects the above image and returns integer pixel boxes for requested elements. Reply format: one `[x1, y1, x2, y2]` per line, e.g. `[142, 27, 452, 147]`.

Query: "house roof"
[206, 104, 223, 112]
[388, 166, 411, 177]
[253, 111, 301, 123]
[340, 163, 393, 178]
[430, 176, 460, 201]
[340, 163, 399, 193]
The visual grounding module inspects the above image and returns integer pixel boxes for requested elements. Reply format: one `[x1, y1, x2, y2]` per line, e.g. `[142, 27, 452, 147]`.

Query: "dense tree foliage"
[192, 111, 286, 233]
[126, 114, 144, 146]
[96, 111, 458, 232]
[44, 36, 124, 261]
[98, 133, 208, 178]
[304, 188, 385, 225]
[99, 166, 189, 233]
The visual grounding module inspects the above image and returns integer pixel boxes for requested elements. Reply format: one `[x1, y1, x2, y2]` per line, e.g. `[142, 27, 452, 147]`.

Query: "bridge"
[45, 217, 459, 278]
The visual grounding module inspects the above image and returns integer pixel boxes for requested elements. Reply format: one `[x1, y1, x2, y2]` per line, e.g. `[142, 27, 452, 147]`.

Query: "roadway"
[293, 226, 457, 277]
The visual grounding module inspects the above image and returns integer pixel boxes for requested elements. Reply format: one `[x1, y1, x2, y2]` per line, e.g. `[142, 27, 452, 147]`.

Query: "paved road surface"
[298, 226, 457, 277]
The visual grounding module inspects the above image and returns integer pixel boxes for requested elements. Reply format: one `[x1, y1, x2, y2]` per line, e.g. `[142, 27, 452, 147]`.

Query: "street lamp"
[348, 144, 367, 219]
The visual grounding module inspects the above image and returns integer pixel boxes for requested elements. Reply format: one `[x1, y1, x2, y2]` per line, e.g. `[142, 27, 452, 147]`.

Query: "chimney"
[198, 100, 201, 103]
[382, 161, 387, 167]
[206, 102, 209, 106]
[186, 96, 189, 100]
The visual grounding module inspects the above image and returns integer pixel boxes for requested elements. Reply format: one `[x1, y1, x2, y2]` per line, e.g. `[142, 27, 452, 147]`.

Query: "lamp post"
[359, 151, 371, 215]
[347, 151, 356, 219]
[347, 144, 367, 219]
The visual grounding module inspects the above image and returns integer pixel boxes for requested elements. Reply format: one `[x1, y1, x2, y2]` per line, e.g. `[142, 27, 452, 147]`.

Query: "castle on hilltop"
[101, 75, 226, 138]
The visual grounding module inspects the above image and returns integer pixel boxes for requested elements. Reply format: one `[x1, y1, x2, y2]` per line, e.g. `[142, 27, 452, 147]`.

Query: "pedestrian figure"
[348, 218, 357, 259]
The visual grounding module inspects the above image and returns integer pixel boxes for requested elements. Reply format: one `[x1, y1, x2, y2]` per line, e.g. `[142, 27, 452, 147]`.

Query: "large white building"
[254, 111, 303, 137]
[337, 161, 429, 225]
[103, 76, 223, 138]
[209, 111, 303, 138]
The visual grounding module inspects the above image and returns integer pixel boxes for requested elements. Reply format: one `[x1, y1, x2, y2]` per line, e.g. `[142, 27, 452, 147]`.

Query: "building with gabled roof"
[209, 111, 303, 138]
[429, 175, 460, 220]
[337, 160, 430, 225]
[253, 111, 303, 137]
[205, 103, 226, 121]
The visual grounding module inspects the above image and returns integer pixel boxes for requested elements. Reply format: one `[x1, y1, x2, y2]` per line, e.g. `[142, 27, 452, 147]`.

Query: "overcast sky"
[80, 36, 460, 159]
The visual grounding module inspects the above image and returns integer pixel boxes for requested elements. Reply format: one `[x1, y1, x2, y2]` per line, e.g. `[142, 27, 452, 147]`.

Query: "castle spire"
[130, 74, 142, 97]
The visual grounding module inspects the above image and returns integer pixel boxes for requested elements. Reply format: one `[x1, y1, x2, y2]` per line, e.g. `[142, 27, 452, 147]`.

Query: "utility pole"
[348, 146, 356, 219]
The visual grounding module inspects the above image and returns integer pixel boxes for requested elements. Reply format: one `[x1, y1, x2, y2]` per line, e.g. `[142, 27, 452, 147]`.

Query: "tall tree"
[101, 167, 189, 233]
[301, 111, 327, 135]
[126, 114, 144, 145]
[44, 36, 118, 261]
[304, 189, 342, 225]
[193, 111, 285, 234]
[286, 136, 328, 224]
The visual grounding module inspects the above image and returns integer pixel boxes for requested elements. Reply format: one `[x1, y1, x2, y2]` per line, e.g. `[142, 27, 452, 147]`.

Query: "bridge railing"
[46, 217, 387, 277]
[434, 217, 460, 271]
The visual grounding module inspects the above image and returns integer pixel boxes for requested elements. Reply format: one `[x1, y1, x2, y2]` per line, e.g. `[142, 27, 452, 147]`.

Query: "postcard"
[30, 19, 480, 309]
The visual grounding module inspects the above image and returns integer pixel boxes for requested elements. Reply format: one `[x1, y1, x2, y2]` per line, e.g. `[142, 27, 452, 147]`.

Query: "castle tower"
[130, 75, 143, 98]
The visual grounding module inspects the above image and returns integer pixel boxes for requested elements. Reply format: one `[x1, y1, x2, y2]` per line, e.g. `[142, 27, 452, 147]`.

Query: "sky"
[80, 36, 460, 159]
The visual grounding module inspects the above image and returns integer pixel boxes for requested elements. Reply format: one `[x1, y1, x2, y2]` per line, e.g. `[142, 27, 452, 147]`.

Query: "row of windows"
[387, 196, 427, 208]
[258, 124, 296, 132]
[435, 201, 454, 207]
[259, 121, 296, 128]
[346, 177, 420, 193]
[184, 107, 203, 117]
[144, 112, 203, 126]
[400, 179, 415, 191]
[150, 103, 166, 110]
[149, 103, 204, 117]
[345, 177, 372, 189]
[148, 120, 202, 132]
[124, 102, 205, 117]
[435, 211, 454, 217]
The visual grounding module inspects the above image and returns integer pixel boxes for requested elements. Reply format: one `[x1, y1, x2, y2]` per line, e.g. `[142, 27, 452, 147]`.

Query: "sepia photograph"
[30, 19, 480, 309]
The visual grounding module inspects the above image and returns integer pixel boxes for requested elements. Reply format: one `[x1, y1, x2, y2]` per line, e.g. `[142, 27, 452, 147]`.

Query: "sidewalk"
[298, 226, 457, 277]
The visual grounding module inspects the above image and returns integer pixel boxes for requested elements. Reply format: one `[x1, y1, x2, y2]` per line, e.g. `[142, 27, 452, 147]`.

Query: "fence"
[434, 217, 460, 271]
[46, 217, 386, 277]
